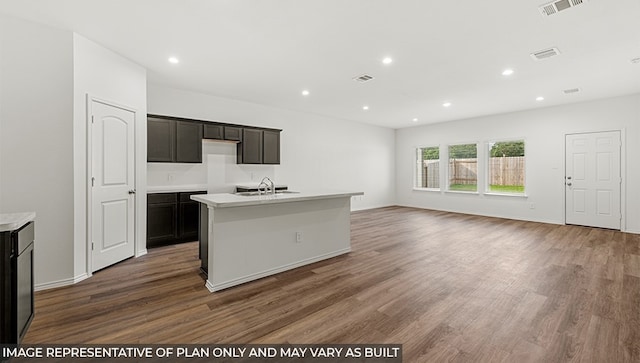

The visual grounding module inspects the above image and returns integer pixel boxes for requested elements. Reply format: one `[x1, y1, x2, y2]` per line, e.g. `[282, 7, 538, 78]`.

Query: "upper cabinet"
[203, 124, 243, 142]
[175, 121, 203, 163]
[147, 115, 202, 163]
[237, 128, 281, 164]
[263, 130, 281, 164]
[147, 117, 176, 162]
[148, 114, 280, 165]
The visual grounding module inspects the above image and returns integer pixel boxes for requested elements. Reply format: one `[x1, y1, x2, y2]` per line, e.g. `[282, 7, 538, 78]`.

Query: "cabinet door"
[179, 201, 200, 241]
[178, 191, 206, 241]
[176, 121, 203, 163]
[240, 129, 263, 164]
[147, 202, 178, 247]
[203, 124, 223, 140]
[224, 126, 243, 141]
[0, 232, 11, 343]
[263, 130, 281, 164]
[147, 117, 176, 162]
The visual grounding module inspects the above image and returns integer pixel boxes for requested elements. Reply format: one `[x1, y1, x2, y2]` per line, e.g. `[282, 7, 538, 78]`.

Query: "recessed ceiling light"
[536, 96, 545, 101]
[363, 106, 369, 111]
[412, 118, 418, 122]
[301, 90, 310, 96]
[168, 57, 179, 64]
[442, 102, 452, 108]
[502, 69, 514, 76]
[382, 57, 393, 65]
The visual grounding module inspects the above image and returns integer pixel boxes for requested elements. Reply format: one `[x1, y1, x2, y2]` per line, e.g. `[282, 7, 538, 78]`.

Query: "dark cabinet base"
[147, 191, 206, 248]
[1, 221, 35, 345]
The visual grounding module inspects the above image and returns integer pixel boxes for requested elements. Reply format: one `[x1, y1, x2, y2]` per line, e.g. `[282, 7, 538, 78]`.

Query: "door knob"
[566, 183, 572, 186]
[128, 190, 136, 194]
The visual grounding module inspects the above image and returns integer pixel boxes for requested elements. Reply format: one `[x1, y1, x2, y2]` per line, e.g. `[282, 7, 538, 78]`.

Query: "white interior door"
[565, 131, 621, 229]
[91, 100, 136, 272]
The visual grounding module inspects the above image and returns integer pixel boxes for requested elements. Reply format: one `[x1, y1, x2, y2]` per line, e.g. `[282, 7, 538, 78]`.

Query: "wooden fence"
[419, 160, 439, 188]
[448, 158, 477, 185]
[419, 156, 524, 187]
[488, 156, 525, 186]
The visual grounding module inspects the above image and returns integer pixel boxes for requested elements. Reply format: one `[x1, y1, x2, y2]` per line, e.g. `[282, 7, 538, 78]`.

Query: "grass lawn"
[489, 185, 525, 193]
[449, 184, 478, 191]
[448, 184, 524, 193]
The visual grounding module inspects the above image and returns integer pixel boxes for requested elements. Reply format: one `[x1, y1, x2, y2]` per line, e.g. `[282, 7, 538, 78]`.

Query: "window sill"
[484, 192, 528, 198]
[413, 187, 441, 193]
[444, 190, 480, 195]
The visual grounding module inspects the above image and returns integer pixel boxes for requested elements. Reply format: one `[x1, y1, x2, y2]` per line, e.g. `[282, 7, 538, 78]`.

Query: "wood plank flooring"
[24, 206, 640, 362]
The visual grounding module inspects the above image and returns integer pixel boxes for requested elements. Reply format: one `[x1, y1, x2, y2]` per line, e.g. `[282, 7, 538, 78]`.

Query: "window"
[487, 140, 525, 194]
[448, 144, 477, 192]
[416, 147, 440, 189]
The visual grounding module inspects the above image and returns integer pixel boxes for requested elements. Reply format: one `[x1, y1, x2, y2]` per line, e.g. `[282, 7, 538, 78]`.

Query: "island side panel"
[206, 197, 351, 292]
[198, 204, 209, 275]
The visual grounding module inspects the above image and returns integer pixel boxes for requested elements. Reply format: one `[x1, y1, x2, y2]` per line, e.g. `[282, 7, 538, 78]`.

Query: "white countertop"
[192, 190, 363, 208]
[147, 184, 209, 193]
[0, 212, 36, 232]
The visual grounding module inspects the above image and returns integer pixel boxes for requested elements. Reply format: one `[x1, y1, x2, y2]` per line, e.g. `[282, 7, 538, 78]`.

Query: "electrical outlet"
[296, 232, 303, 243]
[529, 203, 535, 209]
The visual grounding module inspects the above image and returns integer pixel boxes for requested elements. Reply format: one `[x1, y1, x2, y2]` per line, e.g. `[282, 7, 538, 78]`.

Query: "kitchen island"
[191, 190, 363, 292]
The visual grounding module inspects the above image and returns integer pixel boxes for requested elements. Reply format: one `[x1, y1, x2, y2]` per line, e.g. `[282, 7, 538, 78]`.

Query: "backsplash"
[147, 141, 277, 193]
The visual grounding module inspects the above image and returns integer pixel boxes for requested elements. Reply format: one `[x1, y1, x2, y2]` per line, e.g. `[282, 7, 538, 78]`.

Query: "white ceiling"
[1, 0, 639, 128]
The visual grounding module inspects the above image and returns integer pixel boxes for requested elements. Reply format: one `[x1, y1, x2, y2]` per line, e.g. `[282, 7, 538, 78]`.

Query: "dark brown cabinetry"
[176, 121, 203, 163]
[147, 117, 176, 162]
[147, 191, 205, 248]
[148, 114, 281, 165]
[204, 124, 243, 142]
[1, 221, 35, 344]
[237, 128, 281, 164]
[203, 124, 223, 140]
[238, 128, 264, 164]
[147, 115, 202, 163]
[224, 126, 243, 141]
[263, 129, 281, 164]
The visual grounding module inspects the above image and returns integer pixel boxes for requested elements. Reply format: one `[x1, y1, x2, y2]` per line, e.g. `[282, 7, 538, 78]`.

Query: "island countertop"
[191, 190, 363, 208]
[0, 212, 36, 233]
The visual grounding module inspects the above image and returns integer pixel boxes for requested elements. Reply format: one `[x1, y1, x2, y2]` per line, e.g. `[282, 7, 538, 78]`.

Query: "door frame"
[564, 128, 626, 231]
[86, 94, 139, 276]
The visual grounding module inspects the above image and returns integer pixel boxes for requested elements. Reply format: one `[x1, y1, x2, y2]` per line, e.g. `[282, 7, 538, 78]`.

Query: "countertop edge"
[0, 212, 36, 233]
[147, 184, 209, 193]
[192, 191, 364, 208]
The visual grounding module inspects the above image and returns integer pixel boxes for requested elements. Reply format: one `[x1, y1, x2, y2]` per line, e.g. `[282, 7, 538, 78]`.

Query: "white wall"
[73, 34, 147, 281]
[396, 94, 640, 233]
[0, 14, 75, 284]
[147, 84, 396, 210]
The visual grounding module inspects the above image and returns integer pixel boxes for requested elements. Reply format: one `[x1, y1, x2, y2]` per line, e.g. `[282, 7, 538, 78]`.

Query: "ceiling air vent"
[539, 0, 588, 16]
[563, 88, 581, 94]
[353, 74, 374, 83]
[530, 47, 561, 61]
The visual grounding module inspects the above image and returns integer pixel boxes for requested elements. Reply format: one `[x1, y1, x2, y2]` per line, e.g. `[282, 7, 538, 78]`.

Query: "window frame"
[414, 145, 441, 191]
[446, 142, 479, 194]
[484, 138, 527, 197]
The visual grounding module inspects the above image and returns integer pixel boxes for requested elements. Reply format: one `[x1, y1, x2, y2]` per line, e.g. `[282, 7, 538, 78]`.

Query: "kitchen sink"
[234, 190, 299, 196]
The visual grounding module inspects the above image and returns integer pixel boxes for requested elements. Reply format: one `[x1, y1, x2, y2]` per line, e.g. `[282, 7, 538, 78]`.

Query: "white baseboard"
[136, 248, 148, 257]
[206, 248, 351, 292]
[35, 273, 89, 291]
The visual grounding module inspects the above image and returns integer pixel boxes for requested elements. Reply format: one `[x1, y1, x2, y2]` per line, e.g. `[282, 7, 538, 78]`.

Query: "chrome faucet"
[258, 177, 275, 195]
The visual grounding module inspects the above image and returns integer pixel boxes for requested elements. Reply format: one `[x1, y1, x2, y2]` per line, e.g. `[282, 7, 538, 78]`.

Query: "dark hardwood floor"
[24, 207, 640, 362]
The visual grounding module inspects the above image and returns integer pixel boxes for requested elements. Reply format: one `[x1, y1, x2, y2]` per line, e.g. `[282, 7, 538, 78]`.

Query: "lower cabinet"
[147, 191, 206, 248]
